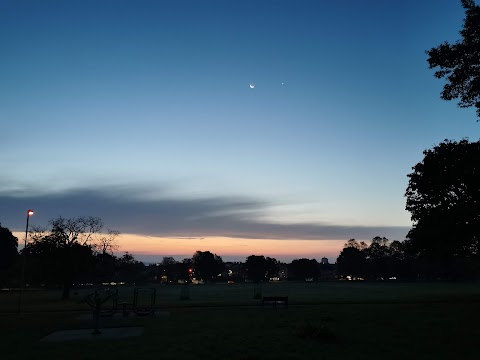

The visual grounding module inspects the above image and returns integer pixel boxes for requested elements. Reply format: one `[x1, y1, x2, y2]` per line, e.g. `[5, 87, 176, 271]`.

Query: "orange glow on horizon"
[13, 231, 346, 262]
[115, 234, 345, 262]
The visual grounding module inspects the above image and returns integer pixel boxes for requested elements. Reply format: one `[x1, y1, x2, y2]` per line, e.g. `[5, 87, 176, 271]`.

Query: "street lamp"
[25, 210, 34, 244]
[18, 209, 34, 315]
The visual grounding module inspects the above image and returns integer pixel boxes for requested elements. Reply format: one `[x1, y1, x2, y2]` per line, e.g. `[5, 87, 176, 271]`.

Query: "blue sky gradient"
[1, 0, 479, 260]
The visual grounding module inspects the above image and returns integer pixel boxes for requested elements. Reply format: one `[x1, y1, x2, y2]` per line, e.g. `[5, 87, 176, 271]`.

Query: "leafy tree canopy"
[427, 0, 480, 118]
[336, 239, 368, 278]
[244, 255, 265, 282]
[192, 251, 224, 281]
[27, 216, 119, 299]
[288, 258, 318, 280]
[0, 223, 18, 269]
[0, 223, 19, 286]
[405, 139, 480, 258]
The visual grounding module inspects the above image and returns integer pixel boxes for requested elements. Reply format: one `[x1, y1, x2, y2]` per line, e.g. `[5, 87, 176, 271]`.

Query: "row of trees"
[336, 238, 410, 280]
[157, 254, 331, 284]
[0, 218, 336, 300]
[337, 232, 480, 281]
[0, 216, 146, 299]
[0, 217, 152, 298]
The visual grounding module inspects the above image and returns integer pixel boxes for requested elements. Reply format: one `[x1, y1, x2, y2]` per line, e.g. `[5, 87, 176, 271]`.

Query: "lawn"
[1, 282, 479, 360]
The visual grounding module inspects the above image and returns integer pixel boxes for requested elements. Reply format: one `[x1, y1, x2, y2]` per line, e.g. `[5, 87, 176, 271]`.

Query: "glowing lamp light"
[188, 268, 193, 273]
[18, 208, 34, 314]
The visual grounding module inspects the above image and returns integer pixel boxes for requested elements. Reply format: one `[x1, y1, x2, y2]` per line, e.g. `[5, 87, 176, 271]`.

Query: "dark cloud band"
[0, 187, 409, 241]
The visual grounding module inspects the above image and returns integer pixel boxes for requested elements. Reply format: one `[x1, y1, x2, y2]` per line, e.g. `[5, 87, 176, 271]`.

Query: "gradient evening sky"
[1, 0, 479, 263]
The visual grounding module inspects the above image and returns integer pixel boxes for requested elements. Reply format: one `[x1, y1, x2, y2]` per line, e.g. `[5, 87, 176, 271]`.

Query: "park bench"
[262, 296, 288, 308]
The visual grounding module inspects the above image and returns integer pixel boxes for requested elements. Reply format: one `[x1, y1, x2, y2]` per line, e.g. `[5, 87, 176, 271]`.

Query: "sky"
[1, 0, 479, 263]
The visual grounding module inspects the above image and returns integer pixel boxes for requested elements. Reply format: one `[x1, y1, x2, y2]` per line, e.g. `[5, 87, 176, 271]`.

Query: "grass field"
[2, 282, 480, 360]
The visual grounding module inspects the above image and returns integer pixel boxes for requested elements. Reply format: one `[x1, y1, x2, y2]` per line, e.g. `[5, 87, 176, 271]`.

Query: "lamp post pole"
[18, 209, 34, 315]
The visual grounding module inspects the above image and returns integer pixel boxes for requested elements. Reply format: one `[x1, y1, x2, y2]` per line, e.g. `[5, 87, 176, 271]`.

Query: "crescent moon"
[249, 84, 255, 89]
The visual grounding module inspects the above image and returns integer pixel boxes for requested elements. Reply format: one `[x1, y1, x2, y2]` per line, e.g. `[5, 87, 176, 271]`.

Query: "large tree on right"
[405, 139, 480, 261]
[427, 0, 480, 118]
[0, 224, 18, 287]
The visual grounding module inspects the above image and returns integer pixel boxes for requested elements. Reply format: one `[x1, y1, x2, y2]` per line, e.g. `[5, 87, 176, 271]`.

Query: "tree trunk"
[62, 281, 71, 300]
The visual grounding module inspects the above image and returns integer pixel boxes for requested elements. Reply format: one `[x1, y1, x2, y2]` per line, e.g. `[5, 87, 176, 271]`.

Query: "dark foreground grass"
[1, 282, 479, 360]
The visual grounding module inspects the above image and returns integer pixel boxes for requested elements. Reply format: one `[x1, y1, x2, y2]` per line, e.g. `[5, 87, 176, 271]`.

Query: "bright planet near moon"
[249, 84, 255, 89]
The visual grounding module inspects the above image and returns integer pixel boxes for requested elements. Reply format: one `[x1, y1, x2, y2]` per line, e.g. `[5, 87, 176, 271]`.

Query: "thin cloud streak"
[0, 187, 409, 241]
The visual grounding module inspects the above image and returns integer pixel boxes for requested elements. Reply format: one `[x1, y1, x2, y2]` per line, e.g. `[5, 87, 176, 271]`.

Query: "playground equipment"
[82, 287, 157, 323]
[132, 287, 156, 316]
[82, 288, 119, 335]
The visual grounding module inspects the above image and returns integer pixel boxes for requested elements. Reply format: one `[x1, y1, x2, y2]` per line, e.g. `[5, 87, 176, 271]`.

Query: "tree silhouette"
[179, 258, 194, 282]
[427, 0, 480, 118]
[161, 256, 179, 283]
[389, 240, 414, 279]
[337, 238, 415, 280]
[94, 229, 120, 255]
[0, 224, 19, 287]
[365, 236, 391, 279]
[288, 258, 319, 281]
[406, 139, 480, 272]
[265, 257, 280, 279]
[192, 251, 224, 282]
[94, 251, 117, 284]
[244, 255, 268, 282]
[25, 236, 94, 292]
[116, 252, 145, 284]
[336, 239, 368, 279]
[27, 216, 118, 299]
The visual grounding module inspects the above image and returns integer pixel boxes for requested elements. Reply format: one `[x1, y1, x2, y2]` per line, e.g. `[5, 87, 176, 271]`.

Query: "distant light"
[188, 268, 193, 273]
[27, 210, 34, 216]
